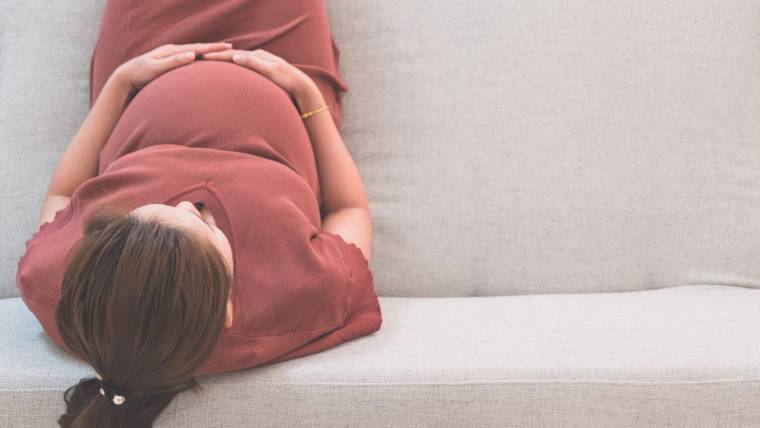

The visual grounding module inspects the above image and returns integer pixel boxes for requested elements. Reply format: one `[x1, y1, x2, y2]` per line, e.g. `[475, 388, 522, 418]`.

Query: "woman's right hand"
[201, 48, 315, 97]
[115, 42, 233, 94]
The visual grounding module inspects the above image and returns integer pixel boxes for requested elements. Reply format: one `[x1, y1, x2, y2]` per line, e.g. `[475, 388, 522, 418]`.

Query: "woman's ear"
[224, 292, 233, 328]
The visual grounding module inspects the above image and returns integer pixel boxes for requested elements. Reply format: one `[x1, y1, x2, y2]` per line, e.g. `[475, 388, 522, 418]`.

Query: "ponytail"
[55, 209, 231, 427]
[58, 376, 202, 427]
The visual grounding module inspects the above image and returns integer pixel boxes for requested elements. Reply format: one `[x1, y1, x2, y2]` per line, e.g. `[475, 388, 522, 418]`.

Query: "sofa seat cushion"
[1, 284, 758, 426]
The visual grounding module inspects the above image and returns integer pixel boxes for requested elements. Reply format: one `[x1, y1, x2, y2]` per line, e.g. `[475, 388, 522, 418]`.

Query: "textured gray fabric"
[1, 285, 759, 426]
[325, 0, 760, 296]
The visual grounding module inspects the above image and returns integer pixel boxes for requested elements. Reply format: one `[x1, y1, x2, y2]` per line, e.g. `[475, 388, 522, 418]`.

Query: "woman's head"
[55, 204, 233, 427]
[131, 200, 234, 276]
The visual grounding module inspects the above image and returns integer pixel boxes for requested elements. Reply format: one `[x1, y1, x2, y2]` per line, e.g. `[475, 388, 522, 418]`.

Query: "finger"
[248, 49, 281, 62]
[199, 49, 241, 61]
[231, 52, 272, 70]
[186, 42, 235, 56]
[204, 49, 279, 62]
[154, 51, 196, 70]
[156, 42, 233, 58]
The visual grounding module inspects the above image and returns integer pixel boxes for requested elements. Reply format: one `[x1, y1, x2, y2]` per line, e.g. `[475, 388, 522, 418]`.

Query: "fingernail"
[184, 51, 195, 58]
[232, 54, 241, 62]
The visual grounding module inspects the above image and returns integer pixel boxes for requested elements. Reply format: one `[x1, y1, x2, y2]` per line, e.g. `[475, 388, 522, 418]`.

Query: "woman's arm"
[37, 73, 133, 228]
[200, 47, 373, 260]
[37, 42, 232, 228]
[295, 81, 372, 261]
[43, 72, 134, 200]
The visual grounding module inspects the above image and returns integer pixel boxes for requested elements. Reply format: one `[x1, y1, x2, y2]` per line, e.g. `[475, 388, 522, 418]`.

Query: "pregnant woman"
[15, 1, 382, 426]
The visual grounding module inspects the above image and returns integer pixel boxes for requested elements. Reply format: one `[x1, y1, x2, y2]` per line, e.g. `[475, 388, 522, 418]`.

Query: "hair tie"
[95, 373, 131, 406]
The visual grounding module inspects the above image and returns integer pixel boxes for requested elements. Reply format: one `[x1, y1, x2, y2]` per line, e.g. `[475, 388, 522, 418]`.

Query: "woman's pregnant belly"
[98, 60, 316, 180]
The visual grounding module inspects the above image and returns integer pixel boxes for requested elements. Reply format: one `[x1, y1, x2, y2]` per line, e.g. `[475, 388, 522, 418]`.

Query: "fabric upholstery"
[1, 285, 759, 426]
[324, 0, 760, 296]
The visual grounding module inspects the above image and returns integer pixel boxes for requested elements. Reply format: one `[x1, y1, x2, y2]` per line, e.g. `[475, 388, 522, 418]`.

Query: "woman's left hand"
[113, 42, 233, 93]
[200, 48, 315, 97]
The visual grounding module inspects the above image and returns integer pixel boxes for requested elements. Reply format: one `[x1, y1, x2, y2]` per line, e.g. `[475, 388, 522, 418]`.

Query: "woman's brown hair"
[54, 205, 232, 427]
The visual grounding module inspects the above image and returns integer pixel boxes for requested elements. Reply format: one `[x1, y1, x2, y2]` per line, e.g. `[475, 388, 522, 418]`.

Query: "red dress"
[15, 0, 381, 376]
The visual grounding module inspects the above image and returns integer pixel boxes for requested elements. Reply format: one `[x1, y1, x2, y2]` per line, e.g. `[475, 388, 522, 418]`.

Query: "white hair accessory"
[95, 373, 130, 406]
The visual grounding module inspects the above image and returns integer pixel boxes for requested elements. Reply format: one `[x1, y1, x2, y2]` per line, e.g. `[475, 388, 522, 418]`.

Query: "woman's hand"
[200, 48, 315, 97]
[113, 42, 233, 93]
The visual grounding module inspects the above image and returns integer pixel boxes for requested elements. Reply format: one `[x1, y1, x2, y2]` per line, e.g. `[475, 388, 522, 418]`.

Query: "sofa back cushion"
[327, 0, 760, 296]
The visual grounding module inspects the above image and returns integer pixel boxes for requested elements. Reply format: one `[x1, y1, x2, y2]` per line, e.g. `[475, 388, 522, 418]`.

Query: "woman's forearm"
[44, 71, 134, 197]
[294, 82, 372, 259]
[294, 82, 369, 214]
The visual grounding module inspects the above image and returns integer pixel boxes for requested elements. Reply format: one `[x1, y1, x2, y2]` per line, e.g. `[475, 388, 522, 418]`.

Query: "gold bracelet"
[300, 104, 329, 120]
